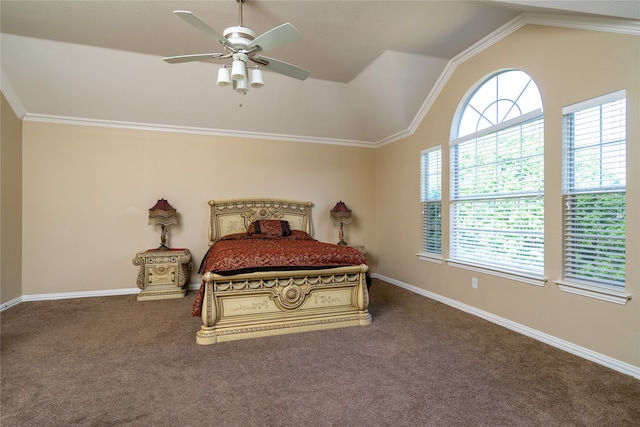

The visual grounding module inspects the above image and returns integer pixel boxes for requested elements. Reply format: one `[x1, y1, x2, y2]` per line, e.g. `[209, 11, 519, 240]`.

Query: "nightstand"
[132, 248, 191, 301]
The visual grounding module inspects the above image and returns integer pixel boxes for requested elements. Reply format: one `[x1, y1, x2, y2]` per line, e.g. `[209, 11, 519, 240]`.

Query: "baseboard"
[2, 289, 141, 312]
[0, 296, 23, 312]
[1, 284, 204, 312]
[22, 287, 141, 302]
[371, 273, 640, 380]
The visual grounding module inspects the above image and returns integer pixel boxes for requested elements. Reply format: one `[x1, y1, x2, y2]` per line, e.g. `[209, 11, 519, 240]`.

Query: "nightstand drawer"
[147, 265, 177, 286]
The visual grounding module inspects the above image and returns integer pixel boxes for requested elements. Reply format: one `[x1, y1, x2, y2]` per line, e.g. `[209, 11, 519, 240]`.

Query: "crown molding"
[524, 12, 640, 36]
[23, 113, 377, 149]
[375, 127, 414, 147]
[377, 12, 639, 147]
[9, 12, 638, 148]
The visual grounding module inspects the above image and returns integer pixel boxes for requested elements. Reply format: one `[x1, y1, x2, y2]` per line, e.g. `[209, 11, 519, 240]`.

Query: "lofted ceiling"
[2, 1, 639, 146]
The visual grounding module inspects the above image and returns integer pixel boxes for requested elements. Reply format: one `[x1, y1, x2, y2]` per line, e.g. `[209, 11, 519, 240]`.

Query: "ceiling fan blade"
[253, 56, 310, 81]
[248, 23, 301, 53]
[174, 10, 226, 44]
[163, 53, 227, 64]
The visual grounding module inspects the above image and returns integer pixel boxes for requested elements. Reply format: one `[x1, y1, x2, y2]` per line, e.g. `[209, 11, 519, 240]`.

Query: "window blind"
[562, 92, 626, 288]
[421, 147, 442, 254]
[450, 116, 544, 274]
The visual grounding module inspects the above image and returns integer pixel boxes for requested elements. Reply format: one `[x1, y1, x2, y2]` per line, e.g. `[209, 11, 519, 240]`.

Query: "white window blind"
[421, 147, 442, 255]
[450, 70, 544, 277]
[562, 91, 626, 288]
[450, 116, 544, 274]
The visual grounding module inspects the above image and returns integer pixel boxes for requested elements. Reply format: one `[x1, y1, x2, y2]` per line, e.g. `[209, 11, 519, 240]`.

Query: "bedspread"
[192, 233, 367, 316]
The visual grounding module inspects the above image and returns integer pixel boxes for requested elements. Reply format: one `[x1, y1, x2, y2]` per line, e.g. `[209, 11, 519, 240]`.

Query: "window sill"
[417, 253, 443, 264]
[446, 259, 547, 287]
[554, 280, 631, 305]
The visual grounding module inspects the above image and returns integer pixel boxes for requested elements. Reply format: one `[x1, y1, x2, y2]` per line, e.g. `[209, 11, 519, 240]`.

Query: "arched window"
[454, 70, 543, 139]
[449, 70, 545, 280]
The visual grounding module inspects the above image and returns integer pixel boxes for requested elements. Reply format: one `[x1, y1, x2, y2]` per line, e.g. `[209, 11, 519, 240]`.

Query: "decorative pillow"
[247, 220, 292, 237]
[220, 232, 270, 240]
[288, 230, 314, 240]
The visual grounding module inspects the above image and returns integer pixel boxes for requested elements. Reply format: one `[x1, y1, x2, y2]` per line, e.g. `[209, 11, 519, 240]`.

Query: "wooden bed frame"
[196, 198, 371, 345]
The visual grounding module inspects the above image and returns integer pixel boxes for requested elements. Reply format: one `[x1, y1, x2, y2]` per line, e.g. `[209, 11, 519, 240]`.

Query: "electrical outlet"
[472, 277, 478, 289]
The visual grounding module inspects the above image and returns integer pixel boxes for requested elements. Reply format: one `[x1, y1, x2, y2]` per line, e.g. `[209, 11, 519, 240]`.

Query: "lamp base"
[337, 240, 347, 246]
[157, 225, 170, 251]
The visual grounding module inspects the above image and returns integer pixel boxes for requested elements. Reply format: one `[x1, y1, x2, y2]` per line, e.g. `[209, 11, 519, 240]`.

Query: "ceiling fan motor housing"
[224, 26, 255, 47]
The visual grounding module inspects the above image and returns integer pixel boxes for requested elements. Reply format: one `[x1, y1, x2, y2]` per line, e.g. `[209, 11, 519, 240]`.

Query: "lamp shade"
[148, 199, 178, 227]
[250, 68, 264, 88]
[231, 59, 246, 81]
[234, 78, 248, 95]
[329, 201, 352, 225]
[217, 67, 231, 86]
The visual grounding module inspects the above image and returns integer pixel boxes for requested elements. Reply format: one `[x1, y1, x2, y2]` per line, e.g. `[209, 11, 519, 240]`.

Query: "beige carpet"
[2, 279, 639, 426]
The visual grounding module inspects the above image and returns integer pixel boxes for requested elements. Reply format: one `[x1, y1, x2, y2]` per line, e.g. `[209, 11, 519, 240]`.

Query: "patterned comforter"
[192, 231, 367, 316]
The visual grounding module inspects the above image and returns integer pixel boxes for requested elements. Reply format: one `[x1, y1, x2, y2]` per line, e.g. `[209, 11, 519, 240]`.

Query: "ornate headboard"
[207, 198, 313, 246]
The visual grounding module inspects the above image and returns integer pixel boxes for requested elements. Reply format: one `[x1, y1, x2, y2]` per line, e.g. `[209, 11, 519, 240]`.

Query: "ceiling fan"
[163, 0, 310, 94]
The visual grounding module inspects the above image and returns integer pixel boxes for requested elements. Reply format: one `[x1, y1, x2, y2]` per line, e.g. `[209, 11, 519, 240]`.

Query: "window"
[561, 90, 626, 290]
[450, 70, 544, 281]
[420, 147, 442, 257]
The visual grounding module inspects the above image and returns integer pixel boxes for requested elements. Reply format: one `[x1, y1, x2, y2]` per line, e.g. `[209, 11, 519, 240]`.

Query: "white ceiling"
[2, 1, 639, 145]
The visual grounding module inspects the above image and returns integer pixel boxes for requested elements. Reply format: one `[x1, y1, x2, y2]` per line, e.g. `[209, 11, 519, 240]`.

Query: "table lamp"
[330, 201, 352, 246]
[148, 199, 178, 250]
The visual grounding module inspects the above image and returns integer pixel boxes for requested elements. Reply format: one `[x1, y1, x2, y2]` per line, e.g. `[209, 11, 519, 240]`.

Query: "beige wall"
[21, 122, 376, 295]
[376, 25, 639, 366]
[1, 93, 23, 304]
[5, 23, 639, 370]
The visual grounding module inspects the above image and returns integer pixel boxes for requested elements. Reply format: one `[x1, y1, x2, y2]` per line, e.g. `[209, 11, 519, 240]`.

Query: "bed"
[193, 198, 371, 345]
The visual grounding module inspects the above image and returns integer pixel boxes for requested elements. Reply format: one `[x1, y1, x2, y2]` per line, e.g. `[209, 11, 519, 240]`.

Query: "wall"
[375, 25, 640, 367]
[1, 92, 23, 304]
[7, 20, 640, 373]
[21, 122, 376, 295]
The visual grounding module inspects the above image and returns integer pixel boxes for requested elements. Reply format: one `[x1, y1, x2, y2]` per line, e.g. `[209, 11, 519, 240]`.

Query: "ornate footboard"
[196, 264, 371, 344]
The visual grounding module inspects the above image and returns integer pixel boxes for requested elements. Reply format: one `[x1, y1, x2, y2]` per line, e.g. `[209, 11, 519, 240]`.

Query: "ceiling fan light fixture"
[231, 59, 246, 81]
[234, 78, 248, 95]
[231, 52, 247, 81]
[250, 67, 264, 88]
[166, 6, 309, 95]
[217, 66, 232, 86]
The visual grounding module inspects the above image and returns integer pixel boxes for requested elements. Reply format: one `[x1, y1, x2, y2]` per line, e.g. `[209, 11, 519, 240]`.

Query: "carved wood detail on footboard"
[196, 264, 371, 344]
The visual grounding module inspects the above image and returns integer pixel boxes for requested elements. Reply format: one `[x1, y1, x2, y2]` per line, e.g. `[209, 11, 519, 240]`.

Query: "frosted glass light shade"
[235, 78, 248, 95]
[250, 68, 264, 88]
[231, 59, 246, 81]
[217, 67, 231, 86]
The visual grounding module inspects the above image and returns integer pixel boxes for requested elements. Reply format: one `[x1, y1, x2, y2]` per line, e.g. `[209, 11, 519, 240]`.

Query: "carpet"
[2, 279, 639, 426]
